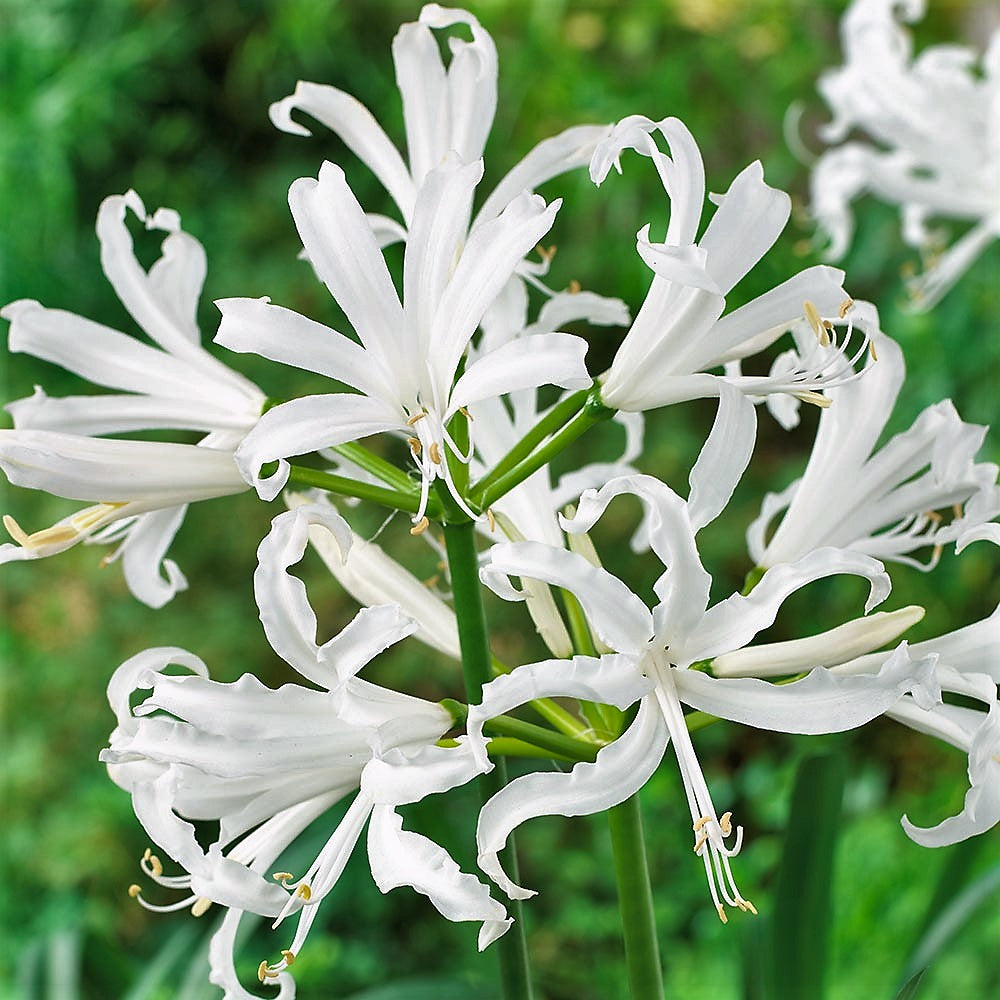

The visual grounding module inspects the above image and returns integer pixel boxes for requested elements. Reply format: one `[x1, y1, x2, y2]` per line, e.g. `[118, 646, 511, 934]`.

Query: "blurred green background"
[2, 0, 998, 997]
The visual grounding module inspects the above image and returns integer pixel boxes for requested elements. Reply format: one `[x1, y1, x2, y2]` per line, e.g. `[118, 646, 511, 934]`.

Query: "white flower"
[748, 325, 1000, 571]
[589, 116, 868, 412]
[811, 0, 1000, 307]
[4, 190, 264, 445]
[469, 460, 937, 921]
[216, 156, 591, 520]
[0, 431, 248, 607]
[1, 190, 265, 606]
[103, 503, 508, 998]
[269, 4, 612, 264]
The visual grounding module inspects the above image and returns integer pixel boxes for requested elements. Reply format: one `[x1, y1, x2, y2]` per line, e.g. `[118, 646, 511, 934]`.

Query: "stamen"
[537, 244, 557, 264]
[295, 883, 312, 902]
[838, 298, 854, 318]
[191, 897, 212, 917]
[406, 410, 427, 426]
[3, 503, 126, 551]
[458, 406, 473, 421]
[410, 516, 430, 536]
[716, 903, 728, 924]
[869, 339, 878, 362]
[423, 574, 439, 588]
[568, 279, 582, 294]
[408, 437, 421, 455]
[429, 442, 442, 465]
[803, 300, 823, 337]
[258, 960, 278, 983]
[281, 950, 295, 966]
[486, 509, 496, 532]
[719, 812, 732, 836]
[793, 390, 832, 408]
[143, 850, 164, 878]
[128, 884, 142, 898]
[272, 871, 294, 884]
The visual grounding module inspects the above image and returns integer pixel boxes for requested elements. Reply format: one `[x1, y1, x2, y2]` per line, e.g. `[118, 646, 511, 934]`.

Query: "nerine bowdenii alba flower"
[103, 503, 508, 997]
[1, 191, 264, 605]
[811, 0, 1000, 307]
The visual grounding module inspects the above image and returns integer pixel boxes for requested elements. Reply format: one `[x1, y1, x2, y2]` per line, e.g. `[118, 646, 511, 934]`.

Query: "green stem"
[471, 386, 615, 510]
[473, 387, 590, 496]
[331, 441, 416, 494]
[443, 520, 534, 1000]
[608, 793, 664, 1000]
[484, 716, 599, 763]
[287, 465, 439, 517]
[490, 656, 591, 739]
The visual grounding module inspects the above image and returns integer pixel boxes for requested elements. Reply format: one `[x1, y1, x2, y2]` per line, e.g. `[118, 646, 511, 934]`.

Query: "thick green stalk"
[471, 387, 615, 510]
[608, 793, 664, 1000]
[489, 656, 592, 739]
[473, 387, 590, 496]
[287, 465, 438, 517]
[442, 520, 534, 1000]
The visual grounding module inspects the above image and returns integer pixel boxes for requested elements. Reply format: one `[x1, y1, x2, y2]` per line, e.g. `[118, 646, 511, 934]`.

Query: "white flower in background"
[216, 156, 590, 520]
[469, 433, 938, 921]
[103, 504, 508, 997]
[4, 191, 264, 444]
[812, 0, 1000, 307]
[748, 326, 1000, 571]
[0, 432, 248, 607]
[1, 191, 265, 606]
[589, 116, 869, 412]
[269, 4, 612, 269]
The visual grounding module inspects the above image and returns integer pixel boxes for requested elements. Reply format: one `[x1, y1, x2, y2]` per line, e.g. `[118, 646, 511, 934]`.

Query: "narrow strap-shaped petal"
[449, 333, 590, 414]
[269, 80, 415, 221]
[392, 18, 447, 185]
[698, 161, 791, 294]
[675, 642, 939, 734]
[287, 493, 461, 658]
[476, 696, 668, 900]
[683, 547, 892, 663]
[288, 163, 408, 386]
[636, 232, 717, 292]
[106, 646, 208, 732]
[7, 387, 256, 437]
[687, 382, 757, 533]
[215, 297, 396, 402]
[481, 541, 652, 653]
[467, 653, 651, 770]
[432, 191, 560, 392]
[368, 804, 511, 948]
[477, 124, 613, 226]
[118, 505, 189, 608]
[0, 430, 246, 502]
[403, 156, 482, 359]
[563, 474, 711, 643]
[234, 394, 402, 501]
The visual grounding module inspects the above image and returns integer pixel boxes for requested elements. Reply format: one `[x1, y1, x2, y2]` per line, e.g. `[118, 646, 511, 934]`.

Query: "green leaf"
[770, 752, 846, 1000]
[345, 977, 500, 1000]
[894, 968, 926, 1000]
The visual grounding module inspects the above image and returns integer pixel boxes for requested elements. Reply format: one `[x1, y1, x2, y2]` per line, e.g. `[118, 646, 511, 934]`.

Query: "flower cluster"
[3, 4, 998, 998]
[810, 0, 1000, 307]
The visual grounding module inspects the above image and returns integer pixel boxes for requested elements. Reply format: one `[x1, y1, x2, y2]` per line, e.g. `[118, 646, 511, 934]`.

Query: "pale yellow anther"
[716, 903, 728, 924]
[869, 339, 878, 362]
[744, 900, 759, 916]
[191, 897, 212, 917]
[693, 832, 709, 854]
[406, 411, 427, 426]
[408, 437, 422, 455]
[803, 300, 823, 337]
[458, 406, 473, 421]
[486, 509, 496, 532]
[953, 503, 963, 519]
[295, 883, 312, 902]
[410, 516, 430, 536]
[128, 884, 142, 898]
[719, 811, 733, 836]
[692, 816, 712, 832]
[838, 298, 854, 318]
[423, 574, 440, 589]
[567, 279, 582, 294]
[281, 950, 296, 966]
[794, 390, 832, 409]
[429, 442, 442, 465]
[272, 871, 293, 882]
[257, 960, 272, 983]
[537, 244, 557, 264]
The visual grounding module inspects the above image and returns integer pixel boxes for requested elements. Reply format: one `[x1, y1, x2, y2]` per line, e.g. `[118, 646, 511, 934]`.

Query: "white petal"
[0, 430, 246, 502]
[636, 234, 717, 293]
[449, 333, 590, 413]
[234, 394, 401, 501]
[288, 163, 408, 386]
[269, 80, 414, 221]
[432, 191, 560, 391]
[687, 382, 757, 533]
[368, 804, 511, 946]
[118, 506, 189, 608]
[477, 124, 613, 226]
[215, 297, 396, 401]
[698, 161, 791, 294]
[675, 642, 939, 734]
[481, 541, 652, 654]
[683, 547, 891, 663]
[476, 696, 668, 900]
